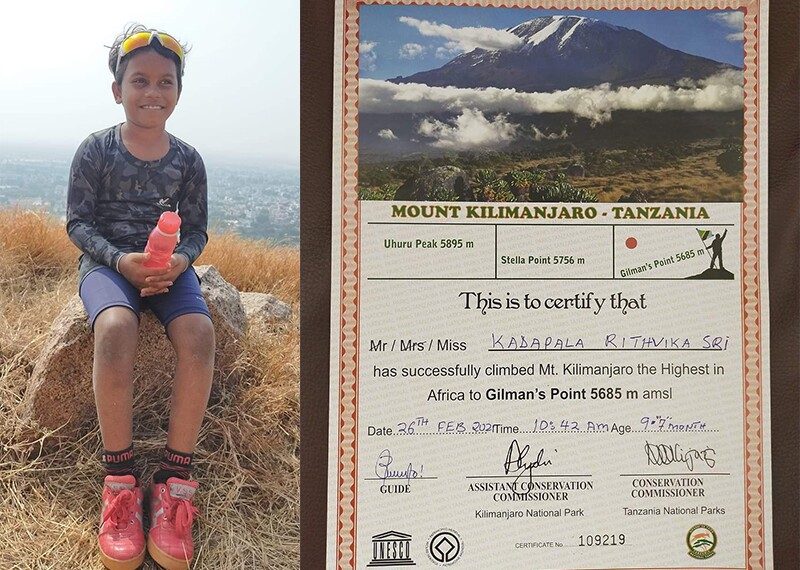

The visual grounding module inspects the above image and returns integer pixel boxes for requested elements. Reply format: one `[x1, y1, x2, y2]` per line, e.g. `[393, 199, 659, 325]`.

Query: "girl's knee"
[94, 308, 138, 360]
[172, 316, 215, 366]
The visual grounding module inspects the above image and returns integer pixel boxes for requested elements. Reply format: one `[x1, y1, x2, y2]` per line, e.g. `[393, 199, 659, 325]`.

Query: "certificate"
[327, 1, 772, 568]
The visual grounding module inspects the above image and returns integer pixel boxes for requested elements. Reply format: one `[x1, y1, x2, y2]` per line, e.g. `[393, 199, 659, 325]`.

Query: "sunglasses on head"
[117, 31, 184, 74]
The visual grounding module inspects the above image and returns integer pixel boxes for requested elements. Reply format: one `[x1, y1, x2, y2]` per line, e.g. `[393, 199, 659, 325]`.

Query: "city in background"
[1, 0, 299, 246]
[0, 152, 299, 245]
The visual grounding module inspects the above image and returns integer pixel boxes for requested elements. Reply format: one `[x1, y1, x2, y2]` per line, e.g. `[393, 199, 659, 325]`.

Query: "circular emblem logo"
[426, 528, 463, 566]
[686, 524, 717, 559]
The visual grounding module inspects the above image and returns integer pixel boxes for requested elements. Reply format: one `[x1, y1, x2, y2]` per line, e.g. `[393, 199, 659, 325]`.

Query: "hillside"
[359, 110, 744, 203]
[0, 209, 299, 569]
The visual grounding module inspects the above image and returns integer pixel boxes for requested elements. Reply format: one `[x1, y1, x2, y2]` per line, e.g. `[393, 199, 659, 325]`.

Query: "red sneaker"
[147, 477, 200, 570]
[98, 475, 145, 570]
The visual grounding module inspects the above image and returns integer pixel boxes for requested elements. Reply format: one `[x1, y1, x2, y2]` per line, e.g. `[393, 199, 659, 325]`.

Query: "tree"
[716, 144, 743, 175]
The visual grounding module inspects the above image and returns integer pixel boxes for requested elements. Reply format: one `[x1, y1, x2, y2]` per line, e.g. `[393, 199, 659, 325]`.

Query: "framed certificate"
[324, 1, 774, 568]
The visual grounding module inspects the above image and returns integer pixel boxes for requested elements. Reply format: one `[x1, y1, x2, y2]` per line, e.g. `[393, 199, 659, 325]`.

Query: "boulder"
[23, 265, 247, 439]
[394, 166, 470, 201]
[617, 189, 649, 203]
[565, 163, 585, 178]
[241, 292, 292, 324]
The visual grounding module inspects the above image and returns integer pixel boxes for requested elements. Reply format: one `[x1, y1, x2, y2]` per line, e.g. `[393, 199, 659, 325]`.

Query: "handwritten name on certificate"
[327, 1, 772, 568]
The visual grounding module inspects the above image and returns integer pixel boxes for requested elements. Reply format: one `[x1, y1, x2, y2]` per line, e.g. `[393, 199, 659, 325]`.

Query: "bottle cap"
[158, 211, 182, 234]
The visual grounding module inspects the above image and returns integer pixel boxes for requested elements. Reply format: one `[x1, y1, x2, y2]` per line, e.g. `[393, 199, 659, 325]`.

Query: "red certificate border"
[331, 1, 768, 568]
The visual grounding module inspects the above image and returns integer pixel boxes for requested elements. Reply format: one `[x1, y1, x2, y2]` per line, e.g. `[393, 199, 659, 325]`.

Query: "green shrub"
[425, 183, 459, 202]
[358, 184, 398, 200]
[492, 180, 516, 202]
[503, 170, 535, 198]
[472, 170, 516, 202]
[716, 144, 743, 175]
[472, 168, 499, 188]
[531, 178, 598, 203]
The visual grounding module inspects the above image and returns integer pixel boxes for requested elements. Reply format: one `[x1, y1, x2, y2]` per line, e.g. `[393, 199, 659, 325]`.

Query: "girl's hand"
[139, 254, 189, 297]
[118, 252, 173, 296]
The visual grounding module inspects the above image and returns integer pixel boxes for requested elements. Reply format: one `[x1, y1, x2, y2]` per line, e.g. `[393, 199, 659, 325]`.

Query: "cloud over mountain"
[360, 71, 743, 125]
[417, 109, 518, 150]
[709, 11, 744, 41]
[399, 43, 426, 59]
[709, 11, 744, 28]
[532, 124, 569, 141]
[360, 41, 378, 71]
[399, 16, 523, 53]
[378, 128, 398, 140]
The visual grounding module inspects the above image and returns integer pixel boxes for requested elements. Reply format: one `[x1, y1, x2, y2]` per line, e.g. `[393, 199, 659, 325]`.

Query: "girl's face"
[112, 50, 180, 131]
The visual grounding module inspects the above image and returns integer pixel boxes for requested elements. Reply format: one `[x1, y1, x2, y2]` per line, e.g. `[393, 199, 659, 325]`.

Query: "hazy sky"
[360, 6, 745, 79]
[1, 0, 299, 167]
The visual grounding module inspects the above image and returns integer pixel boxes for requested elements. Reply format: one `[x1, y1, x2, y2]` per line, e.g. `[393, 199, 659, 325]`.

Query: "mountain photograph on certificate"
[357, 5, 745, 203]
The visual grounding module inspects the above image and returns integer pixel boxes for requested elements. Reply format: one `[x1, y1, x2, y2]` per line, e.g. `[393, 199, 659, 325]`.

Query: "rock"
[394, 166, 470, 201]
[565, 163, 585, 178]
[241, 292, 292, 323]
[617, 189, 649, 203]
[687, 267, 735, 280]
[23, 265, 246, 439]
[194, 265, 246, 336]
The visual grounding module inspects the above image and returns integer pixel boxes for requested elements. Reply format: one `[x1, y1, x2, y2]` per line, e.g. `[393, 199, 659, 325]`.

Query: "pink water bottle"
[143, 211, 181, 269]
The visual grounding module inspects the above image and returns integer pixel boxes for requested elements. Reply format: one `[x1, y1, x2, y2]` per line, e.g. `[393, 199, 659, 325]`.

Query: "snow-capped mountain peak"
[520, 15, 569, 46]
[393, 14, 737, 93]
[558, 17, 587, 48]
[508, 15, 622, 52]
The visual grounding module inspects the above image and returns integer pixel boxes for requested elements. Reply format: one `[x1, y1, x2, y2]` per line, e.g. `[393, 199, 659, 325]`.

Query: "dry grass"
[518, 141, 742, 202]
[198, 233, 299, 302]
[0, 209, 299, 569]
[574, 148, 742, 202]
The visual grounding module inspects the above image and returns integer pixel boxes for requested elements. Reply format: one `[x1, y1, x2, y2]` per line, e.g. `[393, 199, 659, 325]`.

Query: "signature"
[375, 449, 423, 482]
[644, 441, 716, 471]
[504, 439, 553, 485]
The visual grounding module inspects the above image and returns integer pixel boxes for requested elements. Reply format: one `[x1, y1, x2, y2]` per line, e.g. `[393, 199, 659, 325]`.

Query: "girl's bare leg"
[164, 313, 215, 453]
[92, 307, 140, 451]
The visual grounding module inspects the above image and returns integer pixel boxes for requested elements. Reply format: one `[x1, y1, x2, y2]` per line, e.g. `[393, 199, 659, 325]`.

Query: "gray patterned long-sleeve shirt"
[67, 124, 208, 284]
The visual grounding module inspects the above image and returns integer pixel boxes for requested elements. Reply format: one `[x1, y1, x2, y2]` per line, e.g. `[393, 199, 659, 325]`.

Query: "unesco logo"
[426, 529, 463, 566]
[367, 530, 415, 566]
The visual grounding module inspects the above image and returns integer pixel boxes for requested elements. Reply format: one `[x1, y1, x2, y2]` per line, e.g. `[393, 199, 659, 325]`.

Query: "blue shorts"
[79, 266, 212, 330]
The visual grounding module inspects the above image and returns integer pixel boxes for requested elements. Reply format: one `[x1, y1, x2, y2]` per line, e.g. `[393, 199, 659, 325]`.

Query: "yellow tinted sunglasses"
[117, 31, 184, 73]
